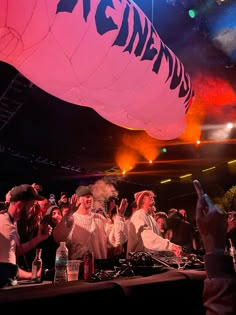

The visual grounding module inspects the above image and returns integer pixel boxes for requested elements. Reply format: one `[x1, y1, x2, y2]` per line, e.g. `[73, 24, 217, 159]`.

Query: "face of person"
[51, 209, 62, 225]
[227, 211, 236, 222]
[32, 205, 43, 224]
[142, 193, 155, 212]
[156, 217, 165, 231]
[37, 199, 51, 215]
[16, 199, 35, 221]
[80, 194, 93, 210]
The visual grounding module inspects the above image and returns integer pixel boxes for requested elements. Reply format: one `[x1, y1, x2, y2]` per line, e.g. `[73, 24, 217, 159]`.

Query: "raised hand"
[38, 223, 53, 241]
[59, 194, 68, 205]
[68, 194, 79, 214]
[117, 198, 128, 217]
[194, 180, 227, 254]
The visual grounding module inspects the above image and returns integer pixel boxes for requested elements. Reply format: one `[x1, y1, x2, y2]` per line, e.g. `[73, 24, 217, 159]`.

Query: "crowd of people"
[0, 180, 235, 314]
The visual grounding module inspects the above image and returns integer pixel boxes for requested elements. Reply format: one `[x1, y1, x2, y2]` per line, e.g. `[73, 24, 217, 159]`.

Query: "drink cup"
[67, 260, 81, 281]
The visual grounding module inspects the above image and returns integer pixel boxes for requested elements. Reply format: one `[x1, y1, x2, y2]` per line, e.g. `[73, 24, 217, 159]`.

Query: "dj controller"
[91, 251, 205, 281]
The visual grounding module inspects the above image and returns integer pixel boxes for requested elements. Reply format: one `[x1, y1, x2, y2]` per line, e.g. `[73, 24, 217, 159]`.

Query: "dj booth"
[0, 253, 206, 314]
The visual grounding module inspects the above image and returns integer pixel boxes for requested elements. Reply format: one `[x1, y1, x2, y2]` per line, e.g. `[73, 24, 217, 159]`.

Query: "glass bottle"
[31, 248, 43, 282]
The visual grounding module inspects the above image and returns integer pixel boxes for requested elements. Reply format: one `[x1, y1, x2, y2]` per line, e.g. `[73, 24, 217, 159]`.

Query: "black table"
[0, 269, 206, 314]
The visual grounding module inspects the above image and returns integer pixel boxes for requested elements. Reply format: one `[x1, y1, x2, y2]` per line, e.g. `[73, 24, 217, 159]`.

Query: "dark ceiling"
[0, 0, 235, 201]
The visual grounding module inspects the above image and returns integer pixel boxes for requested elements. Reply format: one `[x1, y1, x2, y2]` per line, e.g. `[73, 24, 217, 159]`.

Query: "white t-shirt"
[0, 212, 19, 264]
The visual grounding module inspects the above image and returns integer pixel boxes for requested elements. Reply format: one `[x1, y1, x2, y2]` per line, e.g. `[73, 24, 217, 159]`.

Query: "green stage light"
[188, 9, 197, 18]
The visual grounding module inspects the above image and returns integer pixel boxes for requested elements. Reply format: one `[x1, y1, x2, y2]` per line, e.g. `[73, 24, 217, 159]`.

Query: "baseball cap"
[75, 185, 93, 197]
[10, 184, 45, 202]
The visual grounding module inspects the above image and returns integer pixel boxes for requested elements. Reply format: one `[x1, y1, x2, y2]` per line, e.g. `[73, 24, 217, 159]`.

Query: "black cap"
[10, 184, 45, 202]
[75, 185, 93, 197]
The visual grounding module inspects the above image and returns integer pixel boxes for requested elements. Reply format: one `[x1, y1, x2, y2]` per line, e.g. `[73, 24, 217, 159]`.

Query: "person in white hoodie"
[53, 185, 128, 260]
[126, 190, 182, 258]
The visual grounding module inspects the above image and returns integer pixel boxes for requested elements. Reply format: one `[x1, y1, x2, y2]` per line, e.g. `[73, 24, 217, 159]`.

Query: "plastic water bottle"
[54, 242, 68, 283]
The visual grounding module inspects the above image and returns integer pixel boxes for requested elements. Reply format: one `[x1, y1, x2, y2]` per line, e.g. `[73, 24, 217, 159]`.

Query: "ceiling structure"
[0, 0, 235, 202]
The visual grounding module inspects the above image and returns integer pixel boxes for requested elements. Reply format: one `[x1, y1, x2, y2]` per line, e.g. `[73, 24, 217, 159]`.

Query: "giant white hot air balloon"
[0, 0, 194, 139]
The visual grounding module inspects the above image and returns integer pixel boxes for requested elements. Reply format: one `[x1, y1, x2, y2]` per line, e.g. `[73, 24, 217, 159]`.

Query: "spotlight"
[188, 8, 197, 18]
[226, 123, 233, 129]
